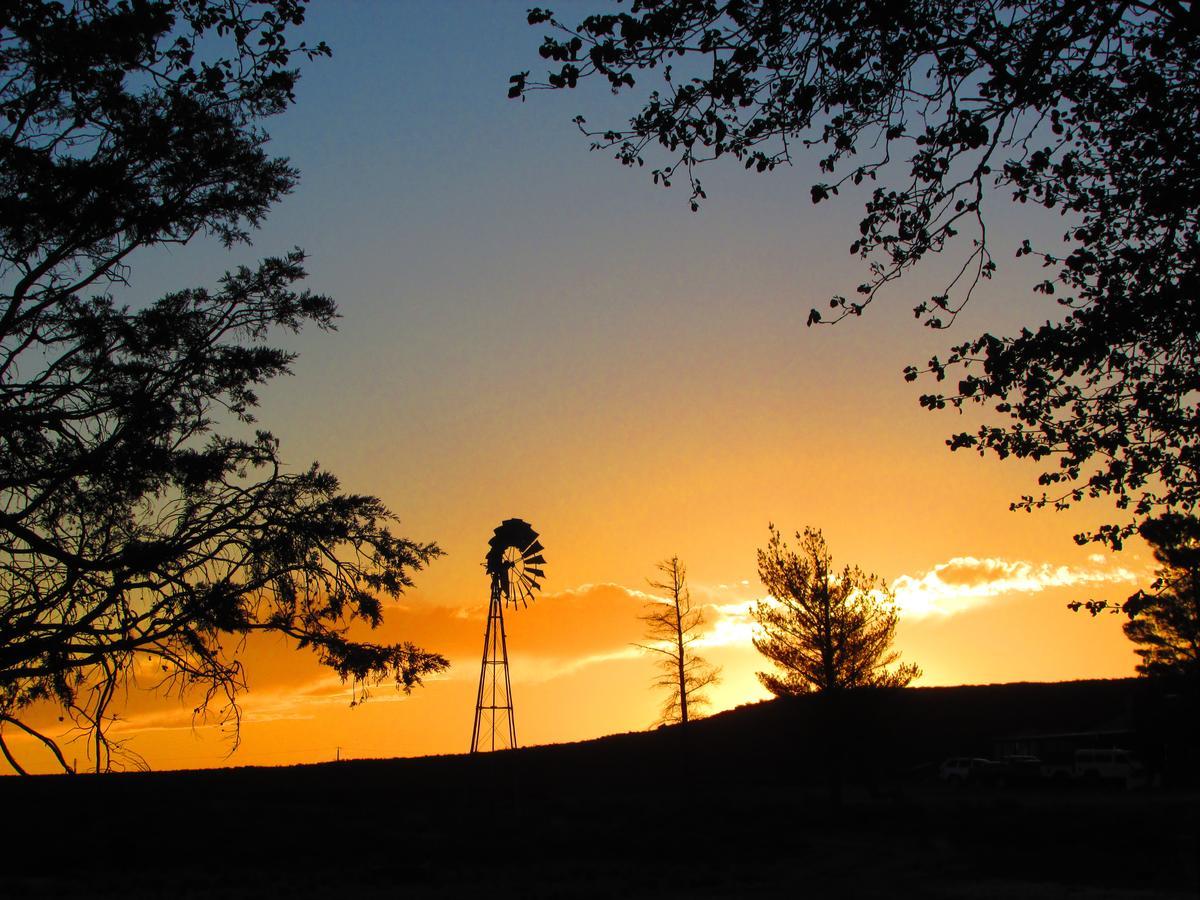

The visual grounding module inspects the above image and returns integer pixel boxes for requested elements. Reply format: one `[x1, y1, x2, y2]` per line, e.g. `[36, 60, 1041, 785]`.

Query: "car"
[939, 757, 1000, 785]
[1073, 748, 1146, 787]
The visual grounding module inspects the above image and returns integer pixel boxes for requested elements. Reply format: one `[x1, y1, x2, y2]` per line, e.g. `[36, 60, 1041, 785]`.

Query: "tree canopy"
[1071, 514, 1200, 679]
[513, 1, 1200, 548]
[0, 0, 446, 774]
[753, 526, 919, 695]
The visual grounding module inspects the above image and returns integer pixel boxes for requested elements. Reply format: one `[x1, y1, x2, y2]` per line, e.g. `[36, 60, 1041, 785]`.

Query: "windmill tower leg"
[471, 580, 517, 752]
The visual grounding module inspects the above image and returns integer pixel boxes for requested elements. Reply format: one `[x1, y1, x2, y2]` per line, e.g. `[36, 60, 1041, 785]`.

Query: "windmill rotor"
[485, 518, 546, 608]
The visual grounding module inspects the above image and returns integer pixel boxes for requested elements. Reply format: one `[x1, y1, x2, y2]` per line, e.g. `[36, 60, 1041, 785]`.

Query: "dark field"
[3, 680, 1197, 898]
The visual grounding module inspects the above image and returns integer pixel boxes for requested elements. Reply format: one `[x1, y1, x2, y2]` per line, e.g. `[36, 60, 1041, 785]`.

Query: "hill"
[3, 679, 1196, 898]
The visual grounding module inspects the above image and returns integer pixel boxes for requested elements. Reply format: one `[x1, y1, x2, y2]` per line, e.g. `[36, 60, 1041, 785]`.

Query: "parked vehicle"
[1073, 748, 1146, 787]
[939, 757, 1001, 785]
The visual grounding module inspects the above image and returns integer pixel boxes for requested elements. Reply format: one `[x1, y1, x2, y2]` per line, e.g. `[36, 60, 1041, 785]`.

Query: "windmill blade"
[509, 579, 531, 608]
[525, 566, 546, 580]
[522, 539, 544, 556]
[523, 553, 547, 566]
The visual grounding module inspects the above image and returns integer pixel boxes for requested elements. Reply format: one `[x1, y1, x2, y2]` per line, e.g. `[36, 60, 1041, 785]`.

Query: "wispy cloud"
[690, 555, 1145, 628]
[518, 646, 645, 683]
[892, 556, 1140, 619]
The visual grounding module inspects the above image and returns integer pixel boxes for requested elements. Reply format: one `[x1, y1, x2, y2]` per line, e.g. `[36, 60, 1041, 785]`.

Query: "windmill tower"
[470, 518, 545, 753]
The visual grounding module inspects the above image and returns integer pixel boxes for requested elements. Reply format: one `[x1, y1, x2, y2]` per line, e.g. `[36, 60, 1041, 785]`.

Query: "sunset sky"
[9, 2, 1150, 773]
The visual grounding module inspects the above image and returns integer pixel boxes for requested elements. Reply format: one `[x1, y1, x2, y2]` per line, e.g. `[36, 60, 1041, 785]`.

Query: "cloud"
[50, 557, 1144, 744]
[254, 582, 658, 694]
[688, 600, 758, 649]
[892, 556, 1140, 619]
[518, 646, 645, 683]
[52, 553, 1129, 752]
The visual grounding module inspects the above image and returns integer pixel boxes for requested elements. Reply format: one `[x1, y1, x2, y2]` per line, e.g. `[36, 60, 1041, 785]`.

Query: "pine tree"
[753, 526, 919, 695]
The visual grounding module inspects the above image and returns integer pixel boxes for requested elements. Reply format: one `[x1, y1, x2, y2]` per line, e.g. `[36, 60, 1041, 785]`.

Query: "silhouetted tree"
[637, 556, 720, 725]
[513, 2, 1200, 548]
[753, 526, 918, 695]
[1070, 514, 1200, 678]
[0, 1, 447, 774]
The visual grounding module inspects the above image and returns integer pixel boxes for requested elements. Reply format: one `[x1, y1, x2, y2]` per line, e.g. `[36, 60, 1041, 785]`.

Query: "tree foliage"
[0, 0, 447, 774]
[1070, 514, 1200, 678]
[753, 526, 918, 695]
[637, 556, 720, 725]
[513, 1, 1200, 547]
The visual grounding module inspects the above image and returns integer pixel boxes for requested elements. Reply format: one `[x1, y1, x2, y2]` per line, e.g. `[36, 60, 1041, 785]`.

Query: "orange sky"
[7, 542, 1143, 773]
[0, 4, 1154, 774]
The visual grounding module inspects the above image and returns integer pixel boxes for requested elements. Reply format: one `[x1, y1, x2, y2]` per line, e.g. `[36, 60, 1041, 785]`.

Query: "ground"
[3, 681, 1197, 898]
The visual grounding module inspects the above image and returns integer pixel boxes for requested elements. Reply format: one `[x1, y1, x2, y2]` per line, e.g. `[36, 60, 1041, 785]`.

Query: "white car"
[1073, 748, 1146, 787]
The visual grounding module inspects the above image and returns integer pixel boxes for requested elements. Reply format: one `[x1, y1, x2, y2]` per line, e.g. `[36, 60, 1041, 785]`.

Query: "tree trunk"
[673, 564, 689, 726]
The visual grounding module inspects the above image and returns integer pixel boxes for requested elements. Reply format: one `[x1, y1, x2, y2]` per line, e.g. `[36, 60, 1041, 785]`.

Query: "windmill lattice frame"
[470, 518, 545, 753]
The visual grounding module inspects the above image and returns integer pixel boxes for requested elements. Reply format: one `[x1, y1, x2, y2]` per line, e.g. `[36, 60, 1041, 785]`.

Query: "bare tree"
[753, 526, 919, 695]
[637, 557, 720, 726]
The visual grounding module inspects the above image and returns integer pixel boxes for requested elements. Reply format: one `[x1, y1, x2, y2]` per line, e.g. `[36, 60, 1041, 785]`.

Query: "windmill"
[470, 518, 545, 753]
